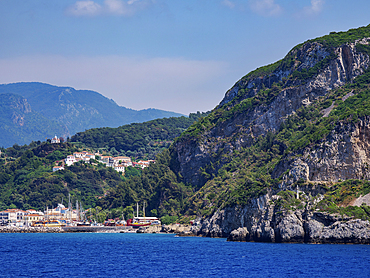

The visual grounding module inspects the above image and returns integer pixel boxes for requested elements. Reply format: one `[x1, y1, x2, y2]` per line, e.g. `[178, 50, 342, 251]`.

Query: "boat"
[104, 219, 116, 226]
[32, 220, 65, 227]
[43, 220, 65, 227]
[127, 202, 161, 227]
[127, 217, 153, 227]
[76, 221, 91, 226]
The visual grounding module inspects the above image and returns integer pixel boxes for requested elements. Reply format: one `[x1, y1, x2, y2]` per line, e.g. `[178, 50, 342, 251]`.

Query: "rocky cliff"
[192, 191, 370, 244]
[273, 116, 370, 187]
[168, 25, 370, 243]
[173, 37, 370, 188]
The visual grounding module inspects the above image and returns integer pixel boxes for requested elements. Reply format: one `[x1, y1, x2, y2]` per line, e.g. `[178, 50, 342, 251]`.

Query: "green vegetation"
[99, 149, 193, 220]
[315, 180, 370, 220]
[274, 190, 304, 212]
[71, 111, 209, 159]
[0, 142, 127, 210]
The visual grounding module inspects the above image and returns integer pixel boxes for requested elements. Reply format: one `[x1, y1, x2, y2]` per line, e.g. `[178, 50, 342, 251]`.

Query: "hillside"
[70, 111, 209, 160]
[0, 142, 141, 211]
[101, 24, 370, 242]
[0, 82, 183, 148]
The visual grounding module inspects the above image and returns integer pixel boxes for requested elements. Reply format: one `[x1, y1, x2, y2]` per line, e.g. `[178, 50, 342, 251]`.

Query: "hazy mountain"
[0, 82, 183, 147]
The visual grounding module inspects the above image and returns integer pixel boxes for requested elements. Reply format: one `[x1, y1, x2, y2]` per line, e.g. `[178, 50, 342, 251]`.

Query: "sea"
[0, 233, 369, 278]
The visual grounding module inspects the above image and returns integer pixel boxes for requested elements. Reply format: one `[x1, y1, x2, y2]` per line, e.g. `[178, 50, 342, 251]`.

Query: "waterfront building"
[0, 209, 27, 225]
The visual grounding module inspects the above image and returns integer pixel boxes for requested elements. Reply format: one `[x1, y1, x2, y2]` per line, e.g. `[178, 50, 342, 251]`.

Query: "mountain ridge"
[0, 82, 184, 147]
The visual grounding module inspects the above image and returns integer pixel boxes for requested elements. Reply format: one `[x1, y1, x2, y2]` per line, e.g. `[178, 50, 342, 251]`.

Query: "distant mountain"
[0, 82, 183, 147]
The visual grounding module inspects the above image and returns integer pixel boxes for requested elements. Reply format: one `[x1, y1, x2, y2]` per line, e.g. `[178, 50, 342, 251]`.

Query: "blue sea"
[0, 233, 369, 278]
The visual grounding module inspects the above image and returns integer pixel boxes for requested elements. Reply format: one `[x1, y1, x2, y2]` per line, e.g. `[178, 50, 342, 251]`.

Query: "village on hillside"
[0, 136, 161, 228]
[50, 136, 155, 174]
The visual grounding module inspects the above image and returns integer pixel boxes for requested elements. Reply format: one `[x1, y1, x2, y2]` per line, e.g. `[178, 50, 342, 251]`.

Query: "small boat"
[43, 220, 65, 227]
[32, 220, 65, 227]
[76, 221, 91, 227]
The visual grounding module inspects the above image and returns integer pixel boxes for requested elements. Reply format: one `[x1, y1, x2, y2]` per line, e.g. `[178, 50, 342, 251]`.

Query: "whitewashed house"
[65, 155, 77, 166]
[114, 164, 125, 173]
[53, 165, 65, 172]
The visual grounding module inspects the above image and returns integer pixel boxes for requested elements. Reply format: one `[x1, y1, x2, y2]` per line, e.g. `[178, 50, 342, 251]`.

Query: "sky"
[0, 1, 369, 115]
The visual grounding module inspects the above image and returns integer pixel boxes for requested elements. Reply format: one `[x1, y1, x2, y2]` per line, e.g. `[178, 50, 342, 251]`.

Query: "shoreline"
[2, 223, 369, 245]
[0, 224, 192, 234]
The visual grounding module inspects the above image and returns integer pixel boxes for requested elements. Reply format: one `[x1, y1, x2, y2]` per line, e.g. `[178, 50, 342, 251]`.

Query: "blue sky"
[0, 0, 369, 114]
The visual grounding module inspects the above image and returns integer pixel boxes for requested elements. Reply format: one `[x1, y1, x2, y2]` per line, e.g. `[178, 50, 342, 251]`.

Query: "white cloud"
[249, 0, 282, 17]
[302, 0, 324, 16]
[0, 55, 231, 114]
[222, 0, 236, 9]
[67, 0, 102, 16]
[66, 0, 154, 17]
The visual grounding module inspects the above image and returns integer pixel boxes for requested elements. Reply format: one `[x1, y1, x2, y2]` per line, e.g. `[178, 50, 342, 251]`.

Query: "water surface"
[0, 233, 369, 277]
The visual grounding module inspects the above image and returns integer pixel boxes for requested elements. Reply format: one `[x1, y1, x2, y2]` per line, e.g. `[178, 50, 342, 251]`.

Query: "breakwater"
[0, 226, 64, 233]
[0, 226, 132, 233]
[0, 224, 193, 234]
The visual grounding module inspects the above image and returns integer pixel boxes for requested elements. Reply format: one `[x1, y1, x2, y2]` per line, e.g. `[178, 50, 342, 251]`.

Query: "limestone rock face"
[318, 219, 370, 244]
[196, 193, 370, 244]
[227, 227, 249, 242]
[171, 36, 370, 243]
[173, 40, 370, 187]
[276, 212, 305, 243]
[273, 116, 370, 188]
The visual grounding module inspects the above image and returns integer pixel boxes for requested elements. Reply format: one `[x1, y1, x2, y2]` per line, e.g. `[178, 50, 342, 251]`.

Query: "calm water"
[0, 233, 369, 278]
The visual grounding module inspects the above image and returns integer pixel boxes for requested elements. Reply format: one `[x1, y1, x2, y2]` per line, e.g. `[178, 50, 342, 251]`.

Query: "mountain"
[101, 24, 370, 243]
[2, 25, 370, 243]
[0, 82, 183, 148]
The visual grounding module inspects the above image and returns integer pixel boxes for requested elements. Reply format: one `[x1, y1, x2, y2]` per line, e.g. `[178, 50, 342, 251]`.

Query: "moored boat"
[32, 220, 65, 227]
[126, 203, 161, 227]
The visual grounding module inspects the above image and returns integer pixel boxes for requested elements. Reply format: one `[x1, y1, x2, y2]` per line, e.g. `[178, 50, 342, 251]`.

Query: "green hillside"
[70, 111, 209, 159]
[99, 24, 370, 221]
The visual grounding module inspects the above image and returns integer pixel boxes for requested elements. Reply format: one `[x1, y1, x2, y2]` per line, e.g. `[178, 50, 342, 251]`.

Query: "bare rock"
[227, 227, 249, 242]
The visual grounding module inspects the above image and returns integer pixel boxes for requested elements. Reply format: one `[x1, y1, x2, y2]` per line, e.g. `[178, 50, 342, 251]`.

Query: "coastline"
[0, 224, 193, 234]
[3, 222, 369, 245]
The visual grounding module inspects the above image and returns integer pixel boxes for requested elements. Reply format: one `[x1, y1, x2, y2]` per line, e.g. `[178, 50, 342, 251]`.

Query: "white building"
[65, 155, 77, 166]
[0, 209, 27, 225]
[51, 135, 60, 144]
[53, 166, 65, 172]
[114, 164, 125, 173]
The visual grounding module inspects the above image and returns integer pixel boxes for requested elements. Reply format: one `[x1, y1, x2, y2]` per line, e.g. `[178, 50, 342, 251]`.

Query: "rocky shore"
[188, 194, 370, 244]
[136, 224, 193, 235]
[3, 218, 368, 244]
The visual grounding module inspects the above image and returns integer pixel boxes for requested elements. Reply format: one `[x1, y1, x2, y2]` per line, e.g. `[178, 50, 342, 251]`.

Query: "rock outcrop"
[136, 224, 192, 235]
[273, 116, 370, 188]
[192, 193, 370, 244]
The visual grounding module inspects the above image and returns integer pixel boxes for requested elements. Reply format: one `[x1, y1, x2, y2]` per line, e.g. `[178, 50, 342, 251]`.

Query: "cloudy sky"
[0, 0, 369, 114]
